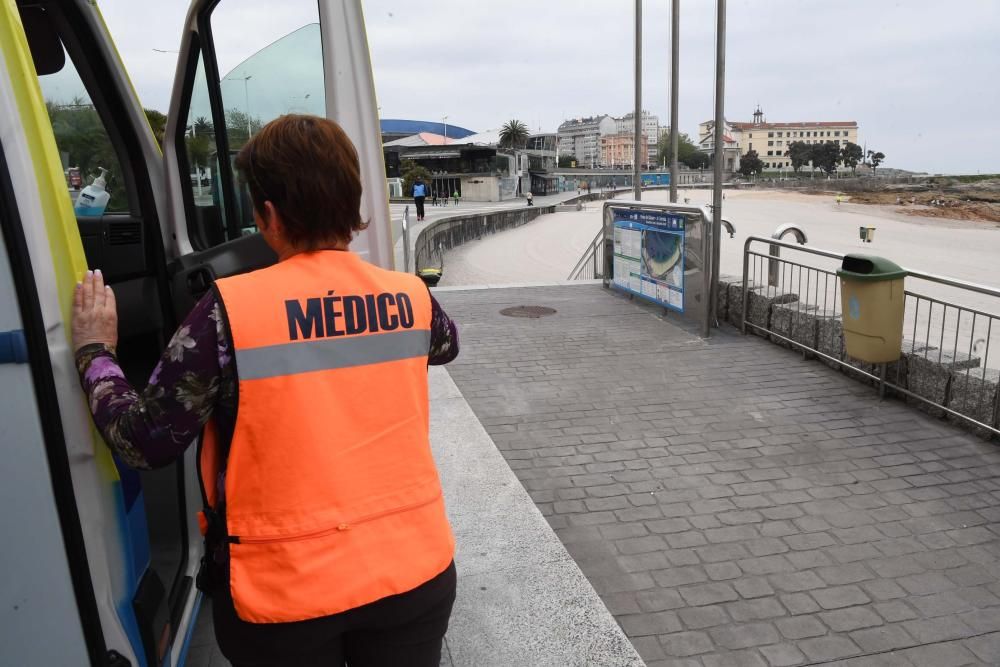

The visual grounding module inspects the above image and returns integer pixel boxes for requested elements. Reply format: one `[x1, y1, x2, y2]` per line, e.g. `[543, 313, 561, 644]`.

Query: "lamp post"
[442, 115, 449, 144]
[223, 74, 254, 139]
[242, 75, 253, 138]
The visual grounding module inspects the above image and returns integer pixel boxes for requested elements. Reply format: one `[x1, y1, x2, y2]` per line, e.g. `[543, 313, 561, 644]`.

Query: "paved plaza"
[436, 283, 1000, 666]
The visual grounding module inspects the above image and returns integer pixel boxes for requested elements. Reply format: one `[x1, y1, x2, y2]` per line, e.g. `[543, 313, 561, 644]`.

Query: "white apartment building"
[557, 115, 617, 168]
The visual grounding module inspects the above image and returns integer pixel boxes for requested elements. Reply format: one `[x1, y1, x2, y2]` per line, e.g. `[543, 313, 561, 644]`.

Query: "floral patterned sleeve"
[75, 291, 232, 470]
[428, 293, 459, 365]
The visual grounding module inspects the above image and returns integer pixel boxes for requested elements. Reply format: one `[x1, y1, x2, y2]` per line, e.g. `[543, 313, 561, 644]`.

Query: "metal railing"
[401, 206, 411, 273]
[567, 228, 606, 280]
[741, 236, 1000, 437]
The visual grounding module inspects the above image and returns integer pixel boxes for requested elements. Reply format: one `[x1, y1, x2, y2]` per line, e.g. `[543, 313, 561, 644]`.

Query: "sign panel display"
[612, 209, 685, 313]
[640, 173, 671, 186]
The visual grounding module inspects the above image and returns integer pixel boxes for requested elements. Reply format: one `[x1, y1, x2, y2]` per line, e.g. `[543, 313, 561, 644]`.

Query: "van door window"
[175, 1, 325, 249]
[39, 48, 132, 215]
[178, 50, 229, 249]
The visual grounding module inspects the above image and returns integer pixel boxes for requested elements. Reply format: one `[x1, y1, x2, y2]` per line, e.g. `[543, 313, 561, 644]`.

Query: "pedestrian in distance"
[72, 114, 460, 667]
[452, 190, 459, 206]
[413, 176, 427, 221]
[432, 190, 438, 207]
[526, 191, 533, 206]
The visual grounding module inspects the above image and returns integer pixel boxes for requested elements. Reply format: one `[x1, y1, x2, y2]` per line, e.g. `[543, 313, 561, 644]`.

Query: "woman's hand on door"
[72, 269, 118, 352]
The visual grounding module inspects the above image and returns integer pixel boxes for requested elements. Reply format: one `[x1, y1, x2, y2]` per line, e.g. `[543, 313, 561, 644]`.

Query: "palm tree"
[498, 119, 529, 149]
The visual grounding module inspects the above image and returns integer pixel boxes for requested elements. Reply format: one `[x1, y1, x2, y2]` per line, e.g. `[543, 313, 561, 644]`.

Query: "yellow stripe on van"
[0, 1, 117, 478]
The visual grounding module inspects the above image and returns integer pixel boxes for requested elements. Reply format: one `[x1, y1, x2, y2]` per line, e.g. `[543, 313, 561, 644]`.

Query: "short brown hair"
[235, 115, 367, 248]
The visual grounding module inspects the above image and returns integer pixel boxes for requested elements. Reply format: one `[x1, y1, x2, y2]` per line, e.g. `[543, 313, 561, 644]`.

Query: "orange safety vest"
[198, 250, 454, 623]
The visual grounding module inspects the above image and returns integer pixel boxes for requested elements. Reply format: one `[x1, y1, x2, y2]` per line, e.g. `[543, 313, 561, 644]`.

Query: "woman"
[73, 115, 459, 667]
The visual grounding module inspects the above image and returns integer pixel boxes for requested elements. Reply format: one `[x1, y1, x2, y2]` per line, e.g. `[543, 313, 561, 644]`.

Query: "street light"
[442, 115, 449, 145]
[224, 74, 254, 139]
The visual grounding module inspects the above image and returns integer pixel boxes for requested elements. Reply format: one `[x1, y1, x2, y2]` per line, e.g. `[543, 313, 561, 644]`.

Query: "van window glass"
[38, 46, 132, 215]
[177, 50, 229, 249]
[208, 1, 326, 239]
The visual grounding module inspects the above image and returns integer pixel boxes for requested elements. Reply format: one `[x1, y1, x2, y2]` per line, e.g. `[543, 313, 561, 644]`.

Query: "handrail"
[401, 206, 411, 273]
[744, 235, 1000, 299]
[738, 235, 1000, 437]
[567, 227, 605, 280]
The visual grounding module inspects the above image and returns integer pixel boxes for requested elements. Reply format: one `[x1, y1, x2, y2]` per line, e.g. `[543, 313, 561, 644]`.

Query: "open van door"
[162, 0, 393, 319]
[5, 2, 208, 665]
[5, 0, 391, 664]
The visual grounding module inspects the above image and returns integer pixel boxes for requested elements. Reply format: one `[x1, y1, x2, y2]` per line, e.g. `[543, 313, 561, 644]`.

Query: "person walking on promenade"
[72, 115, 460, 667]
[413, 176, 427, 221]
[452, 190, 459, 206]
[526, 191, 533, 206]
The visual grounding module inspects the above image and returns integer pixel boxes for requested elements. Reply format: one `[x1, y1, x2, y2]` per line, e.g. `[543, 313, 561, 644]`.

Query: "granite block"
[947, 368, 999, 437]
[770, 302, 819, 350]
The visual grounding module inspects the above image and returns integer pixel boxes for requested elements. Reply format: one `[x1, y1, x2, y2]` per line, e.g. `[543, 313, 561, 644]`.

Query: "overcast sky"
[98, 0, 999, 174]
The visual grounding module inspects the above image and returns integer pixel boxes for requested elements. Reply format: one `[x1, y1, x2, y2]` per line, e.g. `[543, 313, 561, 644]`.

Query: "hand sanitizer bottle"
[74, 167, 111, 216]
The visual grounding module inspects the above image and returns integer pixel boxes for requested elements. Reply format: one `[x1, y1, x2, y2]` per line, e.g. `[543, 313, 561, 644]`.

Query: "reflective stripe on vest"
[201, 250, 454, 623]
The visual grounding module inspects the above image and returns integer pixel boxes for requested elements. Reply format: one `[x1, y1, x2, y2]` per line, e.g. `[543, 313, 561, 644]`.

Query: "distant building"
[557, 115, 617, 168]
[699, 107, 860, 171]
[601, 133, 649, 170]
[615, 110, 660, 166]
[696, 123, 742, 173]
[380, 118, 475, 144]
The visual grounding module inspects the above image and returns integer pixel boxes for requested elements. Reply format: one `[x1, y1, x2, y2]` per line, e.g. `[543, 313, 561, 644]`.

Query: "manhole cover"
[500, 305, 557, 318]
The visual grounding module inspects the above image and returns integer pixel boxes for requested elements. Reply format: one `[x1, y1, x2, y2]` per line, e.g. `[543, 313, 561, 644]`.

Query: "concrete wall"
[412, 190, 635, 273]
[460, 176, 500, 202]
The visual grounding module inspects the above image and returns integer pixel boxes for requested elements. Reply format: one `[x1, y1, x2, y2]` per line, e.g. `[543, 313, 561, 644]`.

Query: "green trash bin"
[837, 254, 907, 363]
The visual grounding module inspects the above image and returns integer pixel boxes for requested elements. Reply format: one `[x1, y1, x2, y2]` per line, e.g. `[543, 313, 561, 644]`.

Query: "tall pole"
[669, 0, 680, 203]
[243, 75, 253, 138]
[443, 115, 449, 144]
[709, 0, 726, 331]
[633, 0, 642, 200]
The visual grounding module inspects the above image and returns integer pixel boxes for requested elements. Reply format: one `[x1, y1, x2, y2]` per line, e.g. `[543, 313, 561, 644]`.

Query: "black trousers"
[414, 196, 425, 219]
[214, 561, 456, 667]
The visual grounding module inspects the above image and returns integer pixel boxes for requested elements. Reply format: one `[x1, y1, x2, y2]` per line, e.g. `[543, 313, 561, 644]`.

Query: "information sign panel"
[612, 209, 686, 313]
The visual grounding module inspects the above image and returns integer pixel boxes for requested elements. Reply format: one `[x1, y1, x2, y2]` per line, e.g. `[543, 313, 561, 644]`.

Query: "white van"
[0, 1, 390, 664]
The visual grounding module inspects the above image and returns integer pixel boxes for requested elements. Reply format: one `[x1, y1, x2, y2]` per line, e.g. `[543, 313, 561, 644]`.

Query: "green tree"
[400, 160, 432, 197]
[558, 154, 577, 168]
[656, 131, 700, 167]
[684, 151, 711, 170]
[144, 108, 167, 147]
[225, 109, 263, 150]
[866, 149, 886, 176]
[787, 141, 813, 173]
[738, 150, 764, 178]
[498, 119, 529, 149]
[192, 116, 215, 141]
[813, 141, 842, 176]
[840, 141, 864, 176]
[186, 134, 212, 176]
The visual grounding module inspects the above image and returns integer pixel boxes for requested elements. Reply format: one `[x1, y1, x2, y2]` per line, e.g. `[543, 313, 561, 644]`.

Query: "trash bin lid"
[837, 254, 907, 282]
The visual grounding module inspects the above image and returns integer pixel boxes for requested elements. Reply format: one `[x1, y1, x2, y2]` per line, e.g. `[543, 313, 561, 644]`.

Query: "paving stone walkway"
[437, 283, 1000, 667]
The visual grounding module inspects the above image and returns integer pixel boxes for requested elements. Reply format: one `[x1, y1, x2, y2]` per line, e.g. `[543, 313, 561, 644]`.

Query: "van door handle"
[186, 267, 215, 296]
[0, 329, 28, 364]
